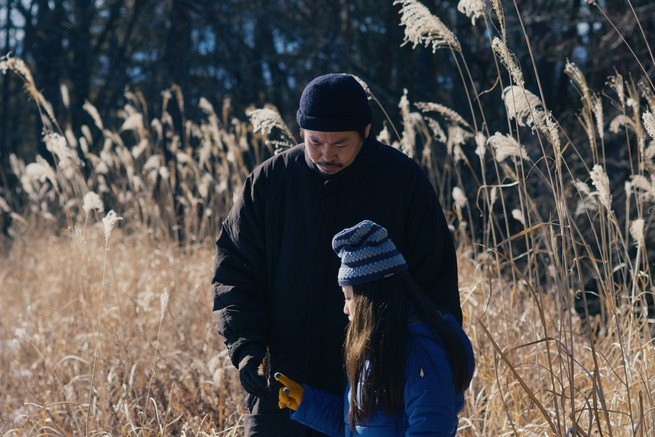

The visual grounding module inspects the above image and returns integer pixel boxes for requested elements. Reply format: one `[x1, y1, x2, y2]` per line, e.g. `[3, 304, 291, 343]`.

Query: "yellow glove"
[274, 372, 304, 411]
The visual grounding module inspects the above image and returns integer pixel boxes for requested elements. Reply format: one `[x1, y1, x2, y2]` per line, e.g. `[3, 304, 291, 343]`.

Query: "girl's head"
[332, 219, 409, 322]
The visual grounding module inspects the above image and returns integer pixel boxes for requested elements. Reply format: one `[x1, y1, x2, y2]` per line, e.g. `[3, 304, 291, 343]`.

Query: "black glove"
[237, 343, 268, 396]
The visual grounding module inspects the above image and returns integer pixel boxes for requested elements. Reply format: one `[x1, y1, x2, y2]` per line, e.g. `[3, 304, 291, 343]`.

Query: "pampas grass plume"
[590, 164, 612, 210]
[512, 209, 525, 226]
[492, 38, 525, 88]
[609, 114, 636, 134]
[643, 111, 655, 140]
[630, 218, 645, 248]
[83, 192, 104, 215]
[488, 132, 529, 162]
[564, 61, 591, 102]
[502, 86, 544, 128]
[453, 186, 467, 209]
[457, 0, 485, 25]
[102, 210, 123, 242]
[394, 0, 462, 53]
[415, 102, 470, 128]
[160, 289, 169, 322]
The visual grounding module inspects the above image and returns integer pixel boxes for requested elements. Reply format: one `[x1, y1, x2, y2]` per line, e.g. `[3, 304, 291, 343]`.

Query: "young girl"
[276, 220, 474, 436]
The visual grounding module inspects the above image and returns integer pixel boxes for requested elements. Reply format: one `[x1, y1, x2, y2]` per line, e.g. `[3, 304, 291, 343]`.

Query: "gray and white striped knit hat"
[332, 220, 408, 286]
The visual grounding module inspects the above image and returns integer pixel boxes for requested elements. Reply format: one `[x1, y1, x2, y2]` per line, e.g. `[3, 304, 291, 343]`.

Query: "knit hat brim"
[297, 111, 371, 132]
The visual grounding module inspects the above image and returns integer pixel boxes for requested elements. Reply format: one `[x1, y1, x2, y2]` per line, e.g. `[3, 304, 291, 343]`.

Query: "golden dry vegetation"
[3, 0, 655, 435]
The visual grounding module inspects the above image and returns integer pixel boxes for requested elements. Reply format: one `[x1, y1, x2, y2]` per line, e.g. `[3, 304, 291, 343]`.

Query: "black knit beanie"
[296, 73, 372, 132]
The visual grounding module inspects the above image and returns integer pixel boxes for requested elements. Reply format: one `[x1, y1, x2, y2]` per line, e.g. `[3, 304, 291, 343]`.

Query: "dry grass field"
[2, 0, 655, 435]
[2, 226, 654, 436]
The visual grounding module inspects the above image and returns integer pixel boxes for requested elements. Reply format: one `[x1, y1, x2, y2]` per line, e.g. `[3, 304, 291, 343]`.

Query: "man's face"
[303, 124, 371, 175]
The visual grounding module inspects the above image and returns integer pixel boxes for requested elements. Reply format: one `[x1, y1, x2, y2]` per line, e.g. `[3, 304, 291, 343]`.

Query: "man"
[212, 73, 461, 436]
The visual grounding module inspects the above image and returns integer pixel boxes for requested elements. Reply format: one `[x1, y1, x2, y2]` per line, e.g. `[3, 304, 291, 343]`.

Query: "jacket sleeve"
[404, 346, 460, 437]
[406, 171, 462, 325]
[291, 385, 344, 437]
[212, 172, 269, 366]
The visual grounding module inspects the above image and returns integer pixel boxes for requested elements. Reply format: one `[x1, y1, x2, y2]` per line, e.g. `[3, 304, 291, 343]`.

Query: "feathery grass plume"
[376, 125, 392, 145]
[82, 192, 104, 215]
[151, 118, 163, 143]
[158, 165, 170, 181]
[160, 289, 169, 322]
[394, 0, 462, 53]
[492, 38, 525, 88]
[22, 156, 58, 199]
[0, 55, 57, 130]
[474, 132, 486, 159]
[120, 112, 145, 134]
[630, 175, 655, 200]
[81, 124, 93, 147]
[487, 132, 529, 162]
[645, 141, 655, 172]
[639, 79, 655, 111]
[399, 90, 417, 158]
[490, 186, 498, 207]
[79, 136, 90, 157]
[131, 138, 149, 159]
[452, 186, 467, 209]
[44, 131, 82, 180]
[452, 187, 467, 229]
[574, 179, 598, 216]
[424, 117, 447, 143]
[609, 114, 636, 134]
[592, 94, 604, 141]
[102, 210, 123, 242]
[502, 86, 545, 128]
[199, 96, 215, 114]
[487, 0, 506, 40]
[590, 164, 612, 210]
[1, 55, 35, 95]
[44, 131, 70, 161]
[246, 105, 296, 153]
[565, 60, 593, 107]
[643, 111, 655, 140]
[457, 0, 485, 25]
[83, 100, 104, 131]
[536, 115, 562, 173]
[9, 153, 22, 176]
[0, 195, 10, 213]
[608, 74, 626, 108]
[630, 218, 645, 248]
[447, 125, 472, 163]
[415, 102, 471, 135]
[511, 209, 525, 226]
[60, 84, 70, 109]
[351, 75, 372, 98]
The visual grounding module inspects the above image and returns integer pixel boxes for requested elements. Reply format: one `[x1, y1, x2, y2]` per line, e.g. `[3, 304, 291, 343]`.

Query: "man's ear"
[364, 123, 372, 139]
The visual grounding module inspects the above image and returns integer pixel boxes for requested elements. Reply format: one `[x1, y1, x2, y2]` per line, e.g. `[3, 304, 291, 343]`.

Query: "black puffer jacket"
[212, 136, 461, 397]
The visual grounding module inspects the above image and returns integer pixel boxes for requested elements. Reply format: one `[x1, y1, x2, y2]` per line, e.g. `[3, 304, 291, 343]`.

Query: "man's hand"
[274, 372, 304, 411]
[237, 344, 268, 396]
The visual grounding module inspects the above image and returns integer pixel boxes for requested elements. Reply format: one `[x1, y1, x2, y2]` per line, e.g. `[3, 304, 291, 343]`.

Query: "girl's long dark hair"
[344, 271, 470, 430]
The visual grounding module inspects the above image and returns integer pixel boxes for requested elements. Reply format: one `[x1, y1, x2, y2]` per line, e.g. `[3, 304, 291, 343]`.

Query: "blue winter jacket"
[290, 315, 474, 436]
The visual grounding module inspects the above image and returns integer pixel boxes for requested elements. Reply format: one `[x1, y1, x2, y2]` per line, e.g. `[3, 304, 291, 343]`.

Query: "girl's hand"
[274, 372, 304, 411]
